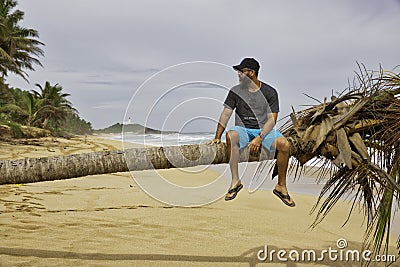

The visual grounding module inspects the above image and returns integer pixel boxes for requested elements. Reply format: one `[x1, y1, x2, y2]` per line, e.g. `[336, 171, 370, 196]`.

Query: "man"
[209, 58, 295, 207]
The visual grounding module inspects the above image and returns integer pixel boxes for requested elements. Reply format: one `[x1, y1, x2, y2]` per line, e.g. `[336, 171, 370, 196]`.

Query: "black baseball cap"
[232, 58, 260, 72]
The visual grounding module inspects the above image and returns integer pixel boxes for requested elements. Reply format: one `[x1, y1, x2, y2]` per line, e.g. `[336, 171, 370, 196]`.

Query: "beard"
[239, 74, 253, 88]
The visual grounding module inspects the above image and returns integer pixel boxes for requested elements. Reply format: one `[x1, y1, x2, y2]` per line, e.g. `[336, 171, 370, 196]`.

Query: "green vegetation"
[3, 120, 21, 137]
[59, 113, 92, 136]
[0, 0, 92, 137]
[0, 82, 92, 137]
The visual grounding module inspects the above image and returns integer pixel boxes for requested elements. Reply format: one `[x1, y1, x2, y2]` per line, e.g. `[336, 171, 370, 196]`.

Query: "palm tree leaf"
[364, 188, 394, 261]
[349, 132, 370, 160]
[336, 128, 353, 169]
[0, 0, 44, 81]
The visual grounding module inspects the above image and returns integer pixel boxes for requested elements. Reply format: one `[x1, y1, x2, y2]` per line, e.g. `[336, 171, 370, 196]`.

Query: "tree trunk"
[0, 143, 274, 185]
[42, 117, 49, 129]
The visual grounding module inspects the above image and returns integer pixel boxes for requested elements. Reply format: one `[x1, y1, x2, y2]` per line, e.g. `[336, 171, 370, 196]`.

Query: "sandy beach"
[0, 136, 398, 267]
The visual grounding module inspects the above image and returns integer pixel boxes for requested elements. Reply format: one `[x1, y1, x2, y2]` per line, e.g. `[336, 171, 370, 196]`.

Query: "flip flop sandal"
[225, 183, 243, 201]
[273, 189, 296, 207]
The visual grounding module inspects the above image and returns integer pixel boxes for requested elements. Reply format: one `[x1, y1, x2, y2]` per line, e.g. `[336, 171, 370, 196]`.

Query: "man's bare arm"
[206, 108, 233, 144]
[215, 108, 233, 139]
[260, 112, 278, 136]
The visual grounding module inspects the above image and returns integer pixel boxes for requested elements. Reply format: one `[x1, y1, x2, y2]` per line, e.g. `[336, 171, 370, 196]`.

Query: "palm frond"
[280, 66, 400, 261]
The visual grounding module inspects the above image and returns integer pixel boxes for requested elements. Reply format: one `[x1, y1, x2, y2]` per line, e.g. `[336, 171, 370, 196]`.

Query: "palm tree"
[19, 90, 42, 126]
[0, 90, 48, 126]
[0, 82, 76, 130]
[32, 81, 76, 129]
[0, 0, 44, 82]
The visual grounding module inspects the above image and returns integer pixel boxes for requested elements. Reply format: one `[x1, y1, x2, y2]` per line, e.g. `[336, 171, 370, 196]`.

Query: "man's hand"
[206, 138, 221, 145]
[248, 136, 262, 155]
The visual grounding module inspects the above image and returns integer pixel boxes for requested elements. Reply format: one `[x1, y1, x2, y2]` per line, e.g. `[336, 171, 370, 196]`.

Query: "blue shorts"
[227, 126, 284, 152]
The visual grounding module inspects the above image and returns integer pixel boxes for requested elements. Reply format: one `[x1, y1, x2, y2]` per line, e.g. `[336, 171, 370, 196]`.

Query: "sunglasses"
[238, 68, 253, 74]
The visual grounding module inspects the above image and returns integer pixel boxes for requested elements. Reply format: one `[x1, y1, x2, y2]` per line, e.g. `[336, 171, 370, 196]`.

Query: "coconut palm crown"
[0, 0, 44, 82]
[276, 65, 400, 263]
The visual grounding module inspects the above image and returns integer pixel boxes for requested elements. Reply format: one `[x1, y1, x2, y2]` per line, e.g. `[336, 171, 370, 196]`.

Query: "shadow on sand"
[1, 241, 397, 266]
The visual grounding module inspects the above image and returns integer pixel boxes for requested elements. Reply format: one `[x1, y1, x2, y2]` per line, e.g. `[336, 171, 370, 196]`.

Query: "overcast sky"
[7, 0, 400, 132]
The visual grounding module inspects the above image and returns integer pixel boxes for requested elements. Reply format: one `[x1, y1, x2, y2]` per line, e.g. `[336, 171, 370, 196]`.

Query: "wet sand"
[0, 136, 398, 266]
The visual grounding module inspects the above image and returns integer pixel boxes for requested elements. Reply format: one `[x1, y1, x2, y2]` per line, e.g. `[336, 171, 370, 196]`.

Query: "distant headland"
[94, 123, 178, 135]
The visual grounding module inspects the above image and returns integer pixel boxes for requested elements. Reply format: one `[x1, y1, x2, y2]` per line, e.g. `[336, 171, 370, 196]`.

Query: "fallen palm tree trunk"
[0, 143, 273, 185]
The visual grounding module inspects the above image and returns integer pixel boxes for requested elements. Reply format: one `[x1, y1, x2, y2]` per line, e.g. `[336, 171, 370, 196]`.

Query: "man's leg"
[272, 136, 295, 206]
[226, 130, 241, 190]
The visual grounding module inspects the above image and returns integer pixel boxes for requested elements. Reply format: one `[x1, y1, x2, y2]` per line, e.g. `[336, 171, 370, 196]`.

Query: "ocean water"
[110, 132, 222, 147]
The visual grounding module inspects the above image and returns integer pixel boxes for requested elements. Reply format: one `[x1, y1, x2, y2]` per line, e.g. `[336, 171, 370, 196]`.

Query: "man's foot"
[273, 185, 295, 207]
[225, 181, 243, 201]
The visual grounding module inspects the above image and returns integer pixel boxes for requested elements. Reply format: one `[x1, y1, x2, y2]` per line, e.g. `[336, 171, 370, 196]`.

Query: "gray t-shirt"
[223, 82, 279, 129]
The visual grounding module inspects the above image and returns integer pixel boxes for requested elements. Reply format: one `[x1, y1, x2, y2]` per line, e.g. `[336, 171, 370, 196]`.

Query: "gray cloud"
[7, 0, 400, 130]
[79, 81, 116, 86]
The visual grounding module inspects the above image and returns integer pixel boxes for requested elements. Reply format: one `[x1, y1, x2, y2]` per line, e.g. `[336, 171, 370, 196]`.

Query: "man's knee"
[275, 137, 290, 152]
[226, 131, 239, 146]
